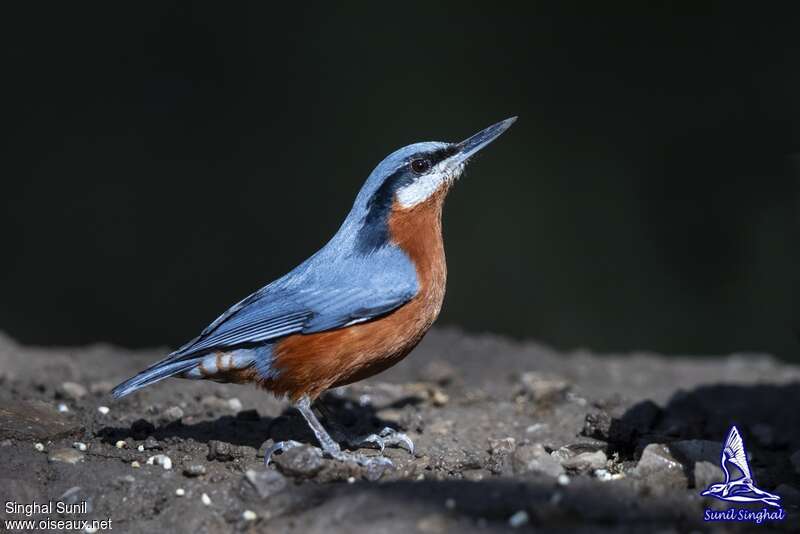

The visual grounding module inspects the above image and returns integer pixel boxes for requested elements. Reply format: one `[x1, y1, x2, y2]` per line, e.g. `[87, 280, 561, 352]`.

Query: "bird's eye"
[411, 158, 431, 174]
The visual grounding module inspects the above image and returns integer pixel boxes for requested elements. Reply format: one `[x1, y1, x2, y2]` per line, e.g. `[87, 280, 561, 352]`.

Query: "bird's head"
[701, 484, 726, 496]
[346, 117, 516, 252]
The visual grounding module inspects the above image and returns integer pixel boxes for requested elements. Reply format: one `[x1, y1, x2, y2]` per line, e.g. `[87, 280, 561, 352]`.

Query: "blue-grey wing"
[169, 258, 418, 358]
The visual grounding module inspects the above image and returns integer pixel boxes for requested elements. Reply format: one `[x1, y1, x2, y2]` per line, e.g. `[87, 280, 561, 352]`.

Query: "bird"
[112, 117, 517, 466]
[700, 425, 781, 507]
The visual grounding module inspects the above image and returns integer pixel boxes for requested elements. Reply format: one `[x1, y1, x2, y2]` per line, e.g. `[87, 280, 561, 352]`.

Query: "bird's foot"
[265, 439, 394, 469]
[346, 426, 415, 455]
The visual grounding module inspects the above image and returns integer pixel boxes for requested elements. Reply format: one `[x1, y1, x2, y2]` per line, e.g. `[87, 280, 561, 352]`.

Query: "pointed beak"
[449, 116, 517, 167]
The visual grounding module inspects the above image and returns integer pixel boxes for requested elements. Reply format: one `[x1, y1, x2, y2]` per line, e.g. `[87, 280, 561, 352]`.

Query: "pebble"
[560, 450, 607, 472]
[242, 510, 257, 521]
[557, 474, 570, 486]
[272, 445, 324, 478]
[243, 469, 287, 499]
[34, 442, 45, 452]
[632, 443, 688, 493]
[207, 440, 255, 462]
[694, 461, 723, 490]
[517, 372, 569, 404]
[512, 443, 565, 478]
[115, 440, 127, 449]
[57, 403, 70, 413]
[88, 381, 114, 395]
[147, 454, 173, 470]
[73, 442, 88, 451]
[431, 389, 449, 407]
[228, 398, 243, 412]
[97, 406, 110, 415]
[595, 468, 614, 481]
[347, 476, 356, 484]
[131, 461, 141, 468]
[183, 464, 207, 477]
[489, 437, 516, 456]
[175, 488, 185, 497]
[48, 448, 84, 464]
[57, 382, 88, 400]
[137, 445, 145, 452]
[201, 493, 212, 506]
[508, 510, 529, 528]
[161, 406, 184, 422]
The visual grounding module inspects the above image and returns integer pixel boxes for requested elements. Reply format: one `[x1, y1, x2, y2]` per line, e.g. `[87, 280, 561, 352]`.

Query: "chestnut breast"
[266, 190, 448, 400]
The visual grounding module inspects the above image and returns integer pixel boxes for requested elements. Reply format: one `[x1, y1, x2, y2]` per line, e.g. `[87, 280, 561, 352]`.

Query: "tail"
[111, 347, 264, 399]
[111, 357, 200, 399]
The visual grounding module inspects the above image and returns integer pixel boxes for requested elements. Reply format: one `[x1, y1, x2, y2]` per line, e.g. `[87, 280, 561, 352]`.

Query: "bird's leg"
[265, 396, 392, 468]
[315, 399, 414, 455]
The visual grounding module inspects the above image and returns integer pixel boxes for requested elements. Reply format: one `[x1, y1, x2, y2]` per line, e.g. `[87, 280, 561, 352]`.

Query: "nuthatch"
[113, 117, 516, 466]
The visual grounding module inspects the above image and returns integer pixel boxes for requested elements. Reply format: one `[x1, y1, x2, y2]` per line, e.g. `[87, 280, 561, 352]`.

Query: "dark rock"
[242, 468, 288, 499]
[583, 400, 661, 446]
[0, 400, 80, 441]
[669, 440, 719, 467]
[130, 419, 155, 440]
[791, 450, 800, 475]
[207, 440, 256, 462]
[143, 436, 160, 450]
[272, 445, 324, 478]
[236, 409, 260, 421]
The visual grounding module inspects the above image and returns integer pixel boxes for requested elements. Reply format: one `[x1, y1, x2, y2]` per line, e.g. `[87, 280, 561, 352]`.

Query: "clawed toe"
[353, 427, 415, 455]
[265, 439, 392, 469]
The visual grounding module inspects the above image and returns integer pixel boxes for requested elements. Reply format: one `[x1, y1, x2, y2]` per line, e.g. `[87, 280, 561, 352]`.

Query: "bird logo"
[700, 426, 781, 508]
[112, 117, 516, 468]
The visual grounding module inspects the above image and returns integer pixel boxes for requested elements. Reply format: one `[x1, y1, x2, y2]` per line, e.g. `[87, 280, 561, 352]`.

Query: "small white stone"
[242, 510, 257, 521]
[147, 454, 172, 470]
[347, 476, 356, 484]
[444, 498, 456, 510]
[115, 440, 127, 449]
[508, 510, 529, 528]
[137, 445, 145, 452]
[34, 442, 45, 452]
[97, 406, 110, 415]
[57, 403, 70, 413]
[73, 442, 88, 452]
[175, 488, 185, 497]
[131, 461, 141, 468]
[201, 493, 212, 506]
[227, 398, 243, 412]
[557, 473, 570, 486]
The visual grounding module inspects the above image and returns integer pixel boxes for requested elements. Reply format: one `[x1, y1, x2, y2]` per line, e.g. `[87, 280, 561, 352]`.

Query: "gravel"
[0, 327, 798, 533]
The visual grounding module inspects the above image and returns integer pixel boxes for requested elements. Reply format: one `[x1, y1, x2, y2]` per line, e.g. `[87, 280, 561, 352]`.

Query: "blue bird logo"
[700, 426, 781, 507]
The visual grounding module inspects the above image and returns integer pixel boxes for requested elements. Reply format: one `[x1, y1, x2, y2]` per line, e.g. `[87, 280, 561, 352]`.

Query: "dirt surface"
[1, 327, 799, 533]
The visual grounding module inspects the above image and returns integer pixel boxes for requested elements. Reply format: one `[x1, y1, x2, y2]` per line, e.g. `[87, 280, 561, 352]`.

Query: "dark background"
[2, 5, 798, 360]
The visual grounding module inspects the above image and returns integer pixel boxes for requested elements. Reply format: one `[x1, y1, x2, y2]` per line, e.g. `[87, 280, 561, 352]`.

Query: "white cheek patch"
[395, 161, 466, 208]
[396, 171, 447, 208]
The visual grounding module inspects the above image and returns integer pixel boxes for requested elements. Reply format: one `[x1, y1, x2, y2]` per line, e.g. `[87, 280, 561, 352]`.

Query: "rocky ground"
[1, 327, 799, 533]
